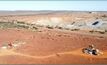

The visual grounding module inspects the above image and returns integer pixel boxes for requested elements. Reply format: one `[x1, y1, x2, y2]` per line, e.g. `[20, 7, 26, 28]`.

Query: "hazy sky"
[0, 1, 107, 11]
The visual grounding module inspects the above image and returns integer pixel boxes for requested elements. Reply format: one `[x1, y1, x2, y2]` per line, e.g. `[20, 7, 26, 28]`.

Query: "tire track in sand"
[0, 49, 107, 59]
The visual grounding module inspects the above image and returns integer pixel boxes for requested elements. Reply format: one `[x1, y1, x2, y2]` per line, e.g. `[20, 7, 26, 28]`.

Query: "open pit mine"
[0, 11, 106, 64]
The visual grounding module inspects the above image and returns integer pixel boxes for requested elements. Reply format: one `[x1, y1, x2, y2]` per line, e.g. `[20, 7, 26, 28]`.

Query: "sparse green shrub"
[33, 26, 38, 30]
[71, 28, 80, 31]
[58, 27, 62, 29]
[46, 25, 53, 29]
[17, 21, 25, 24]
[74, 29, 80, 31]
[89, 30, 94, 33]
[17, 25, 29, 29]
[99, 31, 105, 34]
[0, 21, 38, 31]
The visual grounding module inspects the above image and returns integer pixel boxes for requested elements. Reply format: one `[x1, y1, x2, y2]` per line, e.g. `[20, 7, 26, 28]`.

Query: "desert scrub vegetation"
[0, 22, 16, 29]
[95, 29, 106, 34]
[46, 25, 53, 29]
[89, 30, 94, 33]
[16, 21, 26, 24]
[70, 28, 80, 31]
[98, 31, 105, 34]
[0, 21, 38, 31]
[56, 26, 63, 29]
[89, 29, 106, 34]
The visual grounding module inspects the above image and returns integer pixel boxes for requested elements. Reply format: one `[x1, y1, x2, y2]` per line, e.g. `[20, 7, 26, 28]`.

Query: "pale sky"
[0, 1, 107, 11]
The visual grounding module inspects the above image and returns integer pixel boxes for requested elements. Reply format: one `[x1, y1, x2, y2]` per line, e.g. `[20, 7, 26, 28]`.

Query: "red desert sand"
[0, 11, 106, 64]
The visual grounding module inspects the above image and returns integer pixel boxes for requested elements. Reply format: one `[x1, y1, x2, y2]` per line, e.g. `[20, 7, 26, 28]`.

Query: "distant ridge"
[0, 10, 107, 16]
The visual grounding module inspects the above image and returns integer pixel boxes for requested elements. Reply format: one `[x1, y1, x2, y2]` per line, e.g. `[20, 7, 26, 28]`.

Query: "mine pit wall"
[0, 12, 107, 33]
[0, 11, 102, 23]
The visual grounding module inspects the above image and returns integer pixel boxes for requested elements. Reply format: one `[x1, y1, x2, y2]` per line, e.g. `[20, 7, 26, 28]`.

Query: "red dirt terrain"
[0, 28, 106, 64]
[0, 11, 107, 64]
